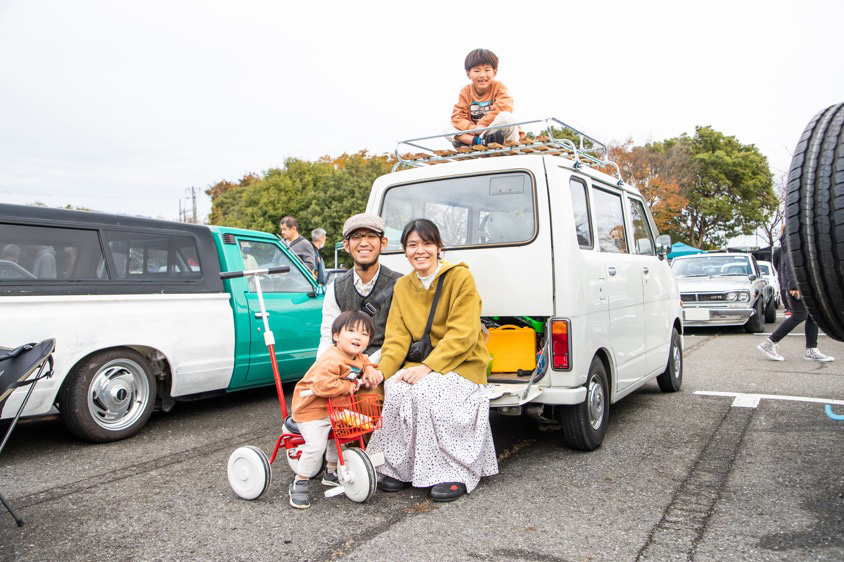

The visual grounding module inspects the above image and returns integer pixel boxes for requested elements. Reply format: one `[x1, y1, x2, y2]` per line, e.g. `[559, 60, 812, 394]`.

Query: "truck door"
[626, 197, 673, 374]
[592, 187, 648, 391]
[238, 237, 322, 384]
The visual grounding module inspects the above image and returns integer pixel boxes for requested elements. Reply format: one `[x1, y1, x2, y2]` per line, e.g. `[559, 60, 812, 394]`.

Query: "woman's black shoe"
[378, 475, 411, 492]
[430, 482, 467, 502]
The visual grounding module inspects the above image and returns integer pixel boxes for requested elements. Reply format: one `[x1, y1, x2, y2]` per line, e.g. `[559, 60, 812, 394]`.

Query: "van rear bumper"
[532, 386, 588, 405]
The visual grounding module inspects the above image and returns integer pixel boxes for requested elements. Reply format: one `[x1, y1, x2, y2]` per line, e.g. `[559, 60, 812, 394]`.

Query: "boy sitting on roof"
[449, 48, 519, 148]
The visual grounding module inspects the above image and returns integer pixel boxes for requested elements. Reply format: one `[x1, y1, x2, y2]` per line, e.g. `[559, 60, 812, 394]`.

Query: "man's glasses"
[348, 232, 381, 242]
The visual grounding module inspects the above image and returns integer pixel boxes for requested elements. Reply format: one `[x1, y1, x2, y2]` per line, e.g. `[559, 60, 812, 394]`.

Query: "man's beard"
[356, 260, 376, 272]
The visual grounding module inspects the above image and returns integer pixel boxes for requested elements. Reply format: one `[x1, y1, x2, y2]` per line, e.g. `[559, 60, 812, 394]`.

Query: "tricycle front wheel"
[339, 447, 377, 503]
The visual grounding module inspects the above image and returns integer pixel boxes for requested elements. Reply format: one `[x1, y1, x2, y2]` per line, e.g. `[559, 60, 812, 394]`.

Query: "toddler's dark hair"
[464, 48, 498, 71]
[332, 310, 374, 343]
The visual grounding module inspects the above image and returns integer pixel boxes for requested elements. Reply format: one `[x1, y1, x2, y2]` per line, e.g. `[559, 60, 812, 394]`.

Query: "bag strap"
[422, 270, 448, 338]
[362, 282, 395, 316]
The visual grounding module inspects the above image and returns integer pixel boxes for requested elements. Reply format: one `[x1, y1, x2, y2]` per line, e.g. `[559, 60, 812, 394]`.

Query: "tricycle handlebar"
[220, 266, 291, 279]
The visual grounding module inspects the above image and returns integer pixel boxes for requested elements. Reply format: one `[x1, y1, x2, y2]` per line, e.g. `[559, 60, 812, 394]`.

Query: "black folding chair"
[0, 339, 55, 527]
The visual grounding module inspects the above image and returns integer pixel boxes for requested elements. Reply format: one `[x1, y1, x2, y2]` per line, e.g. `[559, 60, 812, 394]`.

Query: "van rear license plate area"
[684, 308, 710, 321]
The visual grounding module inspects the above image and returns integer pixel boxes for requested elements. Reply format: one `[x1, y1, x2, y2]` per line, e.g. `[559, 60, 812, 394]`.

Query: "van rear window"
[380, 172, 535, 250]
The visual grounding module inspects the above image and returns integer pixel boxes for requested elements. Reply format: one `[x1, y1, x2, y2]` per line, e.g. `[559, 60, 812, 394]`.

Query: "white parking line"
[695, 390, 844, 409]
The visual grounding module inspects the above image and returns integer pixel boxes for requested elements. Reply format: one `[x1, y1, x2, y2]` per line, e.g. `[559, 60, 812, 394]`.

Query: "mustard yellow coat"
[378, 261, 489, 384]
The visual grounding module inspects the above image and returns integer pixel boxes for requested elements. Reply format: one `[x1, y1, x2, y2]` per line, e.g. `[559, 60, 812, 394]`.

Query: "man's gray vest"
[334, 265, 402, 356]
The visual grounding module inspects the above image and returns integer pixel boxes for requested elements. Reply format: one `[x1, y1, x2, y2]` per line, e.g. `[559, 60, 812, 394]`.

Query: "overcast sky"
[1, 0, 842, 222]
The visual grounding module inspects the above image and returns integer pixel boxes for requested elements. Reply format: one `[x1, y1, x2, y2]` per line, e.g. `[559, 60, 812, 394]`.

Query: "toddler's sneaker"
[289, 478, 310, 509]
[321, 469, 340, 487]
[804, 348, 835, 362]
[483, 130, 506, 146]
[757, 338, 784, 361]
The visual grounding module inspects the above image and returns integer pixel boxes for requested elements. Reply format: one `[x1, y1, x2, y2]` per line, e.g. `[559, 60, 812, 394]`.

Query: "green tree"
[659, 126, 775, 249]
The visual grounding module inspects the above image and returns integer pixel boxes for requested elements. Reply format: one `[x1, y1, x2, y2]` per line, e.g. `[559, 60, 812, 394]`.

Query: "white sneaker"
[757, 339, 784, 361]
[804, 348, 835, 362]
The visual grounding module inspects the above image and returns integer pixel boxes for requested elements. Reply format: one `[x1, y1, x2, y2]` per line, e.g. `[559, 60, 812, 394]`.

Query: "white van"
[366, 118, 683, 450]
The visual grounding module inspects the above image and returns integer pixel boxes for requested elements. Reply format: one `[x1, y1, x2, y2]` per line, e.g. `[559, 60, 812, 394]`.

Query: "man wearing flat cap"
[317, 213, 401, 368]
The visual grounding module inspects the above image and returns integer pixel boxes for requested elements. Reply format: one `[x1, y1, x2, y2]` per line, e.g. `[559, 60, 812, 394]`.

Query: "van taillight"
[551, 320, 570, 369]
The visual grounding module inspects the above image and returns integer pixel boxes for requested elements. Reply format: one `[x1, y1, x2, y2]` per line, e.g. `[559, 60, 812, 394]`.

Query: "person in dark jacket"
[757, 233, 834, 362]
[279, 216, 317, 272]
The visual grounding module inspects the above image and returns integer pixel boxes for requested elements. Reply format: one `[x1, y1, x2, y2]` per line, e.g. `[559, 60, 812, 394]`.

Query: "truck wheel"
[657, 328, 683, 393]
[764, 297, 777, 323]
[744, 300, 765, 333]
[786, 103, 844, 342]
[59, 348, 156, 442]
[559, 357, 609, 451]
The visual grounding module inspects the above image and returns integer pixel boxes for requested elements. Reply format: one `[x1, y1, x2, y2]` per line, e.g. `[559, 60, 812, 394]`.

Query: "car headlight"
[726, 292, 737, 302]
[738, 291, 750, 302]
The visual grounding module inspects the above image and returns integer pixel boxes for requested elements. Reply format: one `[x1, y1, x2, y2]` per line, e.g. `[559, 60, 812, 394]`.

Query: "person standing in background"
[311, 227, 327, 284]
[279, 216, 317, 272]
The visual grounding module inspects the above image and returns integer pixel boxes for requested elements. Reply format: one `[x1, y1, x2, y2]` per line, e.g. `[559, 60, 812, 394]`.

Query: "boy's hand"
[361, 367, 384, 389]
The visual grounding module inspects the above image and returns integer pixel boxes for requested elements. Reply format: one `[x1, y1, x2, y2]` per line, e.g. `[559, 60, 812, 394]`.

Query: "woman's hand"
[361, 367, 384, 389]
[395, 364, 433, 384]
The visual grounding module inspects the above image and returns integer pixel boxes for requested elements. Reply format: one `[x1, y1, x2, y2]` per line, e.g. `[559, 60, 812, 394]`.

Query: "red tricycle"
[223, 266, 384, 503]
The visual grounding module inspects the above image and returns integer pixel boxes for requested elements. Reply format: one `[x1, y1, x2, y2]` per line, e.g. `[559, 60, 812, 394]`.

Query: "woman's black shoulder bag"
[404, 270, 448, 364]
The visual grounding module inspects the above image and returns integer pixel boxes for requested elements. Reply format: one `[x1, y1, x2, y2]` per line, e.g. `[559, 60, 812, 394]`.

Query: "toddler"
[288, 310, 377, 509]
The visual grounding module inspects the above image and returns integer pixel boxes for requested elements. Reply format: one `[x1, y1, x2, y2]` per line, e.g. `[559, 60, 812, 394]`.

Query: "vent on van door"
[222, 233, 236, 245]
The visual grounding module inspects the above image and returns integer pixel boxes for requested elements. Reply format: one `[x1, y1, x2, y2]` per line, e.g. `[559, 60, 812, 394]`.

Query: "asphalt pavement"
[1, 313, 842, 561]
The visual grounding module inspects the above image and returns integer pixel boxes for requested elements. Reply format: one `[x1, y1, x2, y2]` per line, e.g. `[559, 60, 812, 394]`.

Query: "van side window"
[0, 223, 105, 280]
[593, 189, 628, 253]
[102, 231, 202, 279]
[628, 198, 655, 256]
[245, 240, 312, 293]
[380, 172, 535, 250]
[568, 177, 593, 248]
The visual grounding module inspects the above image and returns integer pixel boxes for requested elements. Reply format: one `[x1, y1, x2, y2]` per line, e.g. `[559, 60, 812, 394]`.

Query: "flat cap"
[342, 213, 385, 238]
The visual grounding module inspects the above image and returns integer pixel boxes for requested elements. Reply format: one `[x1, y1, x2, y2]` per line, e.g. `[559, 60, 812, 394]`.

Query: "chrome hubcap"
[88, 358, 150, 431]
[672, 343, 682, 379]
[587, 376, 605, 430]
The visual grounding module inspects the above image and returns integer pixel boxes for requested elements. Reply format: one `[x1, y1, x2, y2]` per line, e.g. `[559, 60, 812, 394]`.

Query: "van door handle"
[255, 312, 269, 319]
[608, 267, 617, 276]
[643, 267, 649, 274]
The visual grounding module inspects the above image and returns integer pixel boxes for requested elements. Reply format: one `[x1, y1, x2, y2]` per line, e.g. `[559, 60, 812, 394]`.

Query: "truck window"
[102, 230, 202, 279]
[245, 240, 312, 293]
[380, 172, 536, 251]
[569, 177, 593, 249]
[0, 223, 105, 280]
[628, 198, 655, 256]
[593, 188, 628, 253]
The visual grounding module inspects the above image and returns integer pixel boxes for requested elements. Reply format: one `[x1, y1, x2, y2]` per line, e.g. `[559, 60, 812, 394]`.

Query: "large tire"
[764, 296, 777, 323]
[744, 299, 765, 333]
[785, 103, 844, 342]
[559, 356, 609, 451]
[657, 328, 683, 393]
[59, 348, 156, 442]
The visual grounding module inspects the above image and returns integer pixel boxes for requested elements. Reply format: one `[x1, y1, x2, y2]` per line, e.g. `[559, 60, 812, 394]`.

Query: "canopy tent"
[668, 242, 706, 259]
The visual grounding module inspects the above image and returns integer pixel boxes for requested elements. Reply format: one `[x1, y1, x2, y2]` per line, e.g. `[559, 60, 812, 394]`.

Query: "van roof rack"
[393, 117, 623, 185]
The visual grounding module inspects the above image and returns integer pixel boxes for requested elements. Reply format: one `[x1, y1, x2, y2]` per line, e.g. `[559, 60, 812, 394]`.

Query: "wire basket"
[327, 393, 383, 438]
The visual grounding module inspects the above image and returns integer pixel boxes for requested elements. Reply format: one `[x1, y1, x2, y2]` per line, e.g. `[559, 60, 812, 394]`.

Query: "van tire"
[744, 300, 765, 333]
[657, 328, 683, 393]
[559, 357, 609, 451]
[59, 348, 156, 443]
[785, 103, 844, 341]
[764, 296, 777, 323]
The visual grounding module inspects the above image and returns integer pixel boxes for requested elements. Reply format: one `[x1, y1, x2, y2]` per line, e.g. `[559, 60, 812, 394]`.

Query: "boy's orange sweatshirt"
[291, 346, 373, 423]
[451, 80, 514, 131]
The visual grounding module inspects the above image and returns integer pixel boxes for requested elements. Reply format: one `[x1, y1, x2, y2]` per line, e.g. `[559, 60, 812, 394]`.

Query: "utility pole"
[183, 187, 198, 223]
[191, 186, 197, 224]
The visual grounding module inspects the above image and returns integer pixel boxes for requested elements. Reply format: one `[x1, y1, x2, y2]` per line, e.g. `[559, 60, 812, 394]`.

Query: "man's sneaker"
[757, 338, 784, 361]
[289, 478, 310, 509]
[804, 348, 835, 362]
[321, 469, 340, 487]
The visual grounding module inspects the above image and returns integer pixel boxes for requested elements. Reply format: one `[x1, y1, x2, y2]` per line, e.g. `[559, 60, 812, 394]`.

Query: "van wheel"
[59, 348, 156, 443]
[744, 300, 765, 333]
[559, 357, 609, 451]
[786, 103, 844, 341]
[657, 328, 683, 393]
[764, 297, 777, 323]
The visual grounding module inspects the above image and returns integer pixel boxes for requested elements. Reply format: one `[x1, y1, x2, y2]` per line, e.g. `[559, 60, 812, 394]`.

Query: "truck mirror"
[655, 234, 671, 260]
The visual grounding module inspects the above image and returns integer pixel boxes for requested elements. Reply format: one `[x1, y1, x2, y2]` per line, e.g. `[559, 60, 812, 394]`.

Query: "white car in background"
[756, 260, 781, 308]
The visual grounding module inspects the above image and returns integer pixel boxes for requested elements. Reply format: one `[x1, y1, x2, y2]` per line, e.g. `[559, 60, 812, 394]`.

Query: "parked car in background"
[671, 252, 776, 332]
[323, 267, 345, 284]
[0, 204, 323, 443]
[756, 260, 781, 308]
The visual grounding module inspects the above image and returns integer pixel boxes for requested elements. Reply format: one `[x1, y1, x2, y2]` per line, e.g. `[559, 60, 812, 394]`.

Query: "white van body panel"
[0, 293, 235, 418]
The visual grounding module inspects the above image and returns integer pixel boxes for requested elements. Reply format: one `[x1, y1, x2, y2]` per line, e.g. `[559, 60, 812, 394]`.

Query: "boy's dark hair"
[331, 310, 375, 343]
[400, 219, 443, 256]
[464, 48, 498, 71]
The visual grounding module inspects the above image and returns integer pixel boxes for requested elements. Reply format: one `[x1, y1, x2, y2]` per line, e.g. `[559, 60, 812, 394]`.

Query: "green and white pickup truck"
[0, 203, 323, 442]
